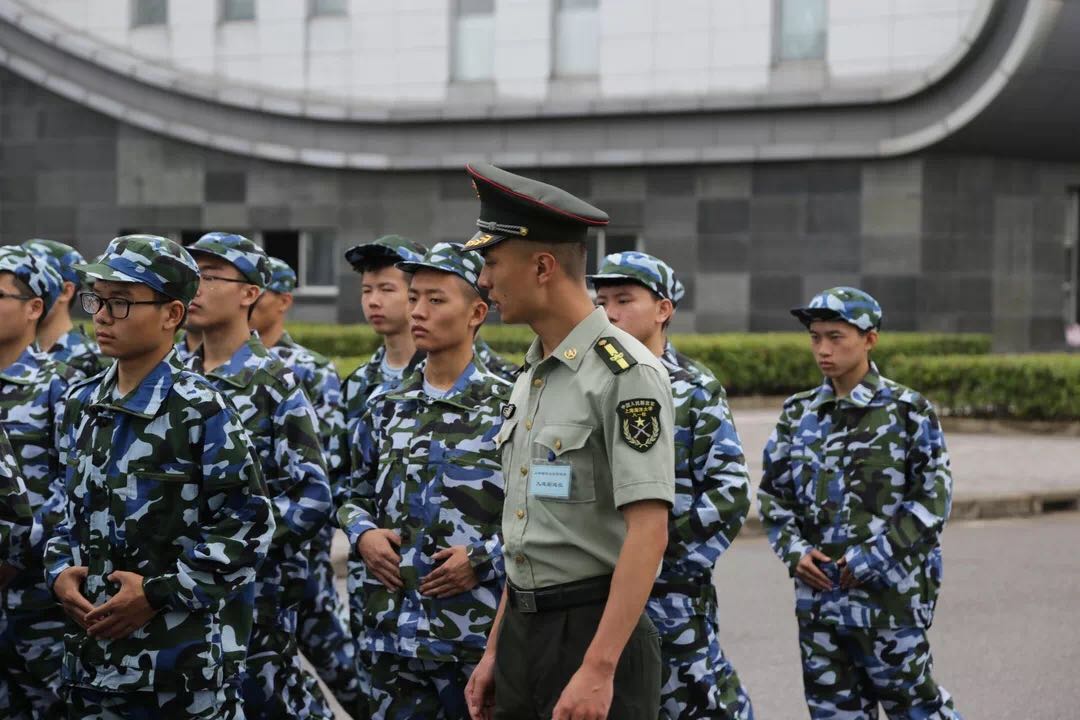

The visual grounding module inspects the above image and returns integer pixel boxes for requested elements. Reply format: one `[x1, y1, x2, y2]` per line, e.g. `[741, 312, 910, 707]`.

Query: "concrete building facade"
[1, 0, 1078, 349]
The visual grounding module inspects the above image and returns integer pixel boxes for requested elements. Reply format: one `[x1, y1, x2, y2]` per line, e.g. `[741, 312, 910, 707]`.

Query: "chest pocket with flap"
[531, 423, 595, 504]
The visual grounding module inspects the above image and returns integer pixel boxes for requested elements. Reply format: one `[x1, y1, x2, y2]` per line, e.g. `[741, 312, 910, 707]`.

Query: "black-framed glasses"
[200, 273, 250, 285]
[0, 290, 33, 302]
[80, 292, 170, 320]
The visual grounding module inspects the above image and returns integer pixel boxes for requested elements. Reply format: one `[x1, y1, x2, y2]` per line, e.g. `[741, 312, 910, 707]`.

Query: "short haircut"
[535, 241, 586, 279]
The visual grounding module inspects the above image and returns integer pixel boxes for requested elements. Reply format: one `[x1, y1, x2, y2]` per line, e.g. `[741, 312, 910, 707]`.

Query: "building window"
[553, 0, 599, 77]
[775, 0, 827, 62]
[587, 230, 641, 275]
[453, 0, 495, 82]
[132, 0, 167, 27]
[262, 230, 339, 293]
[309, 0, 347, 18]
[221, 0, 255, 22]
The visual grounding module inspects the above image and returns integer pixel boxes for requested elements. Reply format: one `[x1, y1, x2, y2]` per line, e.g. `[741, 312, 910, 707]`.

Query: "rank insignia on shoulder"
[594, 337, 637, 375]
[616, 398, 661, 452]
[502, 403, 516, 419]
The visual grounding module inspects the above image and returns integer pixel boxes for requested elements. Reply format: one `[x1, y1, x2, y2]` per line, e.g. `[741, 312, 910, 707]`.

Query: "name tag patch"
[529, 463, 572, 499]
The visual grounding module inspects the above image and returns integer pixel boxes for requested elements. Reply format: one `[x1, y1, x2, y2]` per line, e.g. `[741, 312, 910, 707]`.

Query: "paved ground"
[733, 407, 1080, 510]
[317, 512, 1080, 719]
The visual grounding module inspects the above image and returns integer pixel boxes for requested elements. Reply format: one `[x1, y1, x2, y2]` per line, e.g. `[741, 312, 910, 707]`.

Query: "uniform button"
[525, 420, 532, 430]
[554, 439, 562, 450]
[515, 554, 526, 564]
[532, 378, 544, 388]
[516, 509, 525, 520]
[520, 465, 528, 476]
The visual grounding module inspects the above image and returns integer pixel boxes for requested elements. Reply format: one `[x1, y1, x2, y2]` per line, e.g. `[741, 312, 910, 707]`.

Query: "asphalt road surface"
[318, 512, 1080, 719]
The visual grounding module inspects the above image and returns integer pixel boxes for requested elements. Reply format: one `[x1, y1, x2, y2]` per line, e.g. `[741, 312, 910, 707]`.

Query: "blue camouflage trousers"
[798, 621, 962, 719]
[0, 605, 65, 719]
[648, 593, 754, 720]
[296, 525, 360, 709]
[240, 624, 334, 720]
[366, 652, 474, 720]
[65, 683, 241, 720]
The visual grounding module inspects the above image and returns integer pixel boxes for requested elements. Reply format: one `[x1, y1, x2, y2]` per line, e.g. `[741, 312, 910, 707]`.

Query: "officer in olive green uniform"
[462, 163, 675, 720]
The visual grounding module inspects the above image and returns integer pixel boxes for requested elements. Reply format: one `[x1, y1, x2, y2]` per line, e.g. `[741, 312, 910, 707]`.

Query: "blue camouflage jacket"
[339, 361, 508, 664]
[0, 346, 75, 610]
[648, 343, 750, 620]
[44, 350, 273, 692]
[757, 364, 953, 629]
[0, 425, 34, 571]
[47, 326, 107, 379]
[190, 334, 333, 632]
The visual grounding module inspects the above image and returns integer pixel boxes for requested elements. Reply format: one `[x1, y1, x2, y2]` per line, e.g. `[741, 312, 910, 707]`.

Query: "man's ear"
[865, 329, 879, 352]
[163, 301, 186, 332]
[533, 251, 558, 286]
[656, 298, 674, 326]
[280, 292, 294, 315]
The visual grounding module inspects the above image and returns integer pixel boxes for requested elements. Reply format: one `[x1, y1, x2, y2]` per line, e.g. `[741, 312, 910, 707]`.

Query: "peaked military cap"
[344, 234, 427, 273]
[266, 256, 298, 294]
[73, 234, 201, 306]
[463, 163, 608, 251]
[791, 286, 883, 331]
[0, 245, 64, 315]
[187, 232, 271, 288]
[397, 242, 485, 294]
[22, 238, 86, 286]
[589, 251, 686, 306]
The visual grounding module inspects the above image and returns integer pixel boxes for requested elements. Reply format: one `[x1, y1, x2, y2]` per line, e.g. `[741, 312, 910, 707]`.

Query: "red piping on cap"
[466, 164, 608, 227]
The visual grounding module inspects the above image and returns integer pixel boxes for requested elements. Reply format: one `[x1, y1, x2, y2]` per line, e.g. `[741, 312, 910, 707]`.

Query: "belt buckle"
[517, 590, 537, 613]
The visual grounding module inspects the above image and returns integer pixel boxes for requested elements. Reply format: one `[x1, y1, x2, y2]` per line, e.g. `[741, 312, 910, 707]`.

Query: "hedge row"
[331, 351, 1080, 421]
[888, 354, 1080, 421]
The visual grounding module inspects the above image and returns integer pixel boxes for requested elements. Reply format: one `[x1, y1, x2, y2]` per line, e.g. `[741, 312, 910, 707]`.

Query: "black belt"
[508, 575, 613, 614]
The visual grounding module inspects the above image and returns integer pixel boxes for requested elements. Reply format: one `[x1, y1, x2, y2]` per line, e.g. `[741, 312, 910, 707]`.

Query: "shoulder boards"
[594, 337, 637, 375]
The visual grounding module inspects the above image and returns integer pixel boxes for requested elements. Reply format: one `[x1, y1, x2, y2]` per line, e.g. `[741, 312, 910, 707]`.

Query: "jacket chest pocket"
[531, 423, 595, 504]
[124, 468, 200, 550]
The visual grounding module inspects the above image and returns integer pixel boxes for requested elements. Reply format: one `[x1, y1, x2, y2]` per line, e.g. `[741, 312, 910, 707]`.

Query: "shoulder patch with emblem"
[617, 398, 661, 453]
[594, 337, 637, 375]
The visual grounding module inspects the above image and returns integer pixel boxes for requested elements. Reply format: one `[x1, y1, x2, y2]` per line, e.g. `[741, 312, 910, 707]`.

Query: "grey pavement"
[318, 512, 1080, 719]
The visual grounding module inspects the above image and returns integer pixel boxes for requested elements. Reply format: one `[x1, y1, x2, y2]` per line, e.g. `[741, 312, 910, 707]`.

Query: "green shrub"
[889, 354, 1080, 421]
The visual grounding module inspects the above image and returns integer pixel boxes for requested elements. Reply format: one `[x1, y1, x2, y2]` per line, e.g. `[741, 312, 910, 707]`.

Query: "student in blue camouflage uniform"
[175, 326, 202, 364]
[0, 246, 76, 719]
[250, 255, 358, 709]
[757, 287, 962, 720]
[339, 242, 509, 720]
[590, 251, 754, 720]
[0, 425, 33, 594]
[43, 234, 274, 719]
[22, 239, 107, 378]
[185, 232, 335, 720]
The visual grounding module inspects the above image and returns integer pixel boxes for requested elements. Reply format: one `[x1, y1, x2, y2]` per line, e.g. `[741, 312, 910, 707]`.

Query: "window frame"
[772, 0, 828, 65]
[219, 0, 256, 23]
[131, 0, 168, 28]
[451, 0, 496, 83]
[551, 0, 601, 79]
[308, 0, 348, 19]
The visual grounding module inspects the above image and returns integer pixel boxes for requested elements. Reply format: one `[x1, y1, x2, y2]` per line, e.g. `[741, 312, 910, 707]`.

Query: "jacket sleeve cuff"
[142, 574, 179, 611]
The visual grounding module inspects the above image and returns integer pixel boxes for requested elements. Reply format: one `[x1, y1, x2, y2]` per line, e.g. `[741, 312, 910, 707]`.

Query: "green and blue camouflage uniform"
[473, 336, 518, 383]
[0, 247, 72, 719]
[43, 234, 275, 718]
[758, 287, 961, 719]
[188, 232, 335, 720]
[22, 239, 107, 378]
[339, 360, 509, 718]
[0, 424, 33, 575]
[339, 241, 509, 718]
[44, 351, 273, 705]
[263, 251, 358, 710]
[590, 251, 754, 720]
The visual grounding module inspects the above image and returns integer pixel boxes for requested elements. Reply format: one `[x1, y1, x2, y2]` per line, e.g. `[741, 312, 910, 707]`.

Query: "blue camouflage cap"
[22, 239, 86, 286]
[266, 256, 297, 294]
[0, 245, 64, 315]
[345, 235, 427, 273]
[397, 242, 485, 293]
[187, 232, 271, 288]
[792, 286, 883, 331]
[588, 251, 685, 306]
[73, 235, 201, 306]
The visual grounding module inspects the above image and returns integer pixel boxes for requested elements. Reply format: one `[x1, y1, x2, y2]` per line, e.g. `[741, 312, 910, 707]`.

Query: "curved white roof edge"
[0, 0, 1063, 169]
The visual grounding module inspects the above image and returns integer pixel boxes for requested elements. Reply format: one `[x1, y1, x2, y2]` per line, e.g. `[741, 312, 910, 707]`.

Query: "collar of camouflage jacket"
[809, 361, 884, 411]
[48, 325, 91, 355]
[0, 346, 44, 385]
[87, 348, 184, 418]
[388, 360, 487, 410]
[200, 332, 267, 389]
[524, 307, 609, 373]
[275, 330, 297, 349]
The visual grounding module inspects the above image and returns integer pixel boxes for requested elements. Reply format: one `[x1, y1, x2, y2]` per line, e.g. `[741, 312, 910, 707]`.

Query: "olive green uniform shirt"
[498, 308, 675, 589]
